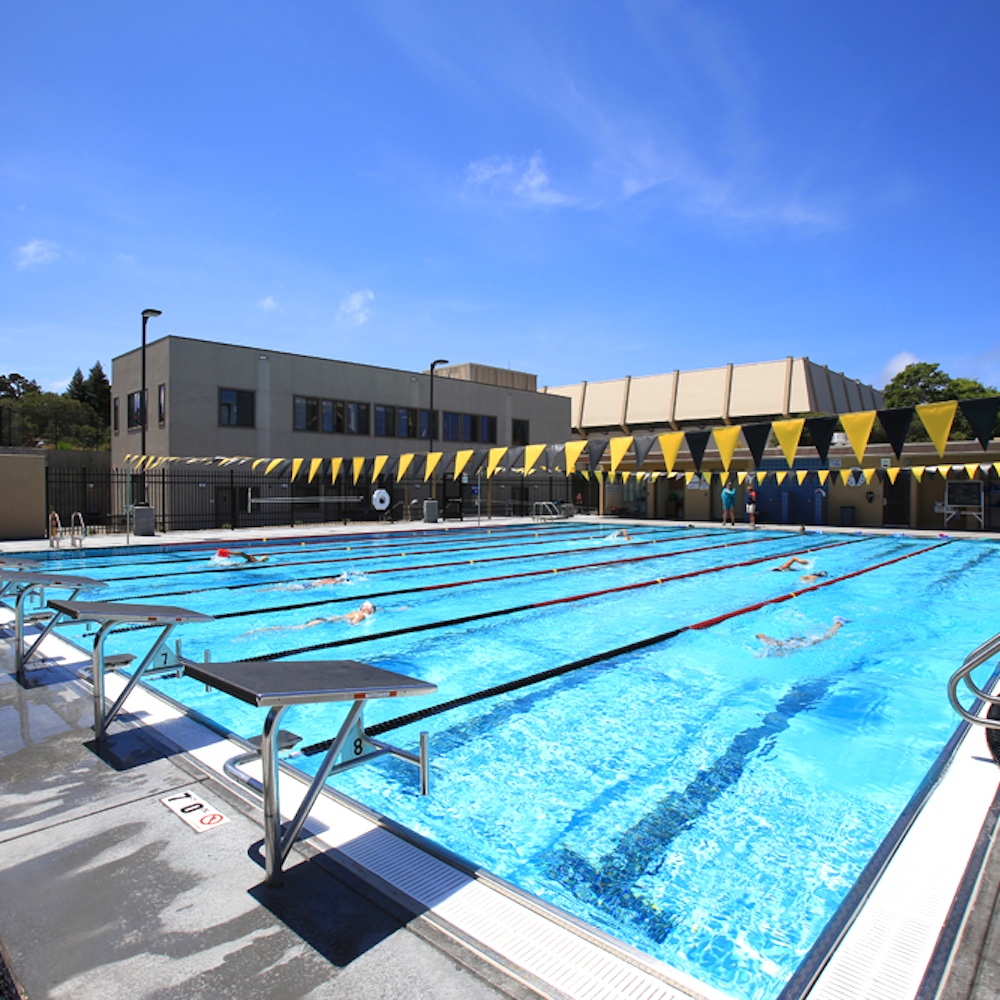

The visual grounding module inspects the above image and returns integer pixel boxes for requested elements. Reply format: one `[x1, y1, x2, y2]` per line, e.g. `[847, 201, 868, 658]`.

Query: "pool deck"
[1, 517, 999, 1000]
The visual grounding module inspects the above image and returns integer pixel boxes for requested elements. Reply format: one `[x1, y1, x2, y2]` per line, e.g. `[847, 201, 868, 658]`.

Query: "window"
[443, 411, 462, 442]
[480, 415, 497, 444]
[321, 399, 336, 433]
[512, 418, 529, 447]
[113, 398, 120, 434]
[397, 407, 416, 438]
[158, 384, 166, 425]
[346, 402, 369, 435]
[374, 404, 396, 436]
[127, 391, 143, 429]
[219, 388, 255, 427]
[293, 396, 319, 432]
[419, 408, 435, 441]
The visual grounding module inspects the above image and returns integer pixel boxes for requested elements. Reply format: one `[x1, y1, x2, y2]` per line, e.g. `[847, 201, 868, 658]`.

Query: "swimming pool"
[26, 523, 999, 1000]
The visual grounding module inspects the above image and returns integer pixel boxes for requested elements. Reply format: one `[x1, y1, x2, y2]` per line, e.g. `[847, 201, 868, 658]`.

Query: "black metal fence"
[45, 466, 578, 534]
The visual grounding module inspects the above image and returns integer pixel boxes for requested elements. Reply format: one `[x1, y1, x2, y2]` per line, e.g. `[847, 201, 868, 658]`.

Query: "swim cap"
[217, 548, 230, 558]
[833, 616, 846, 625]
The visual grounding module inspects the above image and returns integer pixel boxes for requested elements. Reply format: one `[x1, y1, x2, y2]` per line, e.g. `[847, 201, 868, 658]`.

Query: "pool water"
[31, 524, 999, 1000]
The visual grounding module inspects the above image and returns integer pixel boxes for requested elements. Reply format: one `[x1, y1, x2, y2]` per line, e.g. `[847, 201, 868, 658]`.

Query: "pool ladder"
[948, 631, 1000, 763]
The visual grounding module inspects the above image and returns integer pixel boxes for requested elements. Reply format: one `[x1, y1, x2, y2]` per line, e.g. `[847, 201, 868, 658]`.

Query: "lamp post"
[140, 309, 162, 458]
[428, 358, 448, 501]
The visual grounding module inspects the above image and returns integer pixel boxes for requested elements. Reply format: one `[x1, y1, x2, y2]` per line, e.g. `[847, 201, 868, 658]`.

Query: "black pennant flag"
[876, 407, 914, 460]
[959, 396, 1000, 451]
[741, 423, 771, 469]
[684, 429, 711, 473]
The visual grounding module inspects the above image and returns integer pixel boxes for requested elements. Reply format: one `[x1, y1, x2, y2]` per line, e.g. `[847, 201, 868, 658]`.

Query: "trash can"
[133, 504, 156, 536]
[423, 499, 439, 523]
[839, 505, 855, 528]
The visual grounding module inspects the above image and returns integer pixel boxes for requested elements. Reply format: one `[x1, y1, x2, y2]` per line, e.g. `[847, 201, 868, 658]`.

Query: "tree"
[85, 361, 111, 428]
[882, 362, 998, 442]
[66, 368, 88, 405]
[0, 373, 42, 399]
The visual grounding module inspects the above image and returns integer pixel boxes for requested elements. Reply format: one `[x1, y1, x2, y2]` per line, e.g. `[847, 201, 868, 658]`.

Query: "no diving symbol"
[199, 813, 225, 827]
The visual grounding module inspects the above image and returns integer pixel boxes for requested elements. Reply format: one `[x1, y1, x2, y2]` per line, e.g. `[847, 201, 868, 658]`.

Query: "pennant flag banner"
[737, 471, 747, 484]
[291, 458, 304, 481]
[632, 434, 657, 470]
[506, 446, 525, 471]
[864, 468, 876, 484]
[371, 455, 389, 481]
[587, 439, 609, 472]
[265, 458, 284, 475]
[885, 466, 899, 484]
[658, 432, 684, 474]
[685, 429, 711, 474]
[523, 443, 548, 475]
[775, 471, 788, 485]
[329, 457, 343, 483]
[917, 401, 958, 457]
[877, 407, 914, 460]
[804, 416, 839, 466]
[965, 463, 980, 479]
[818, 469, 830, 485]
[796, 470, 809, 485]
[453, 449, 474, 480]
[307, 458, 323, 483]
[564, 440, 587, 473]
[840, 411, 876, 465]
[960, 396, 1000, 451]
[424, 452, 442, 482]
[396, 453, 413, 482]
[712, 425, 743, 472]
[487, 447, 507, 478]
[609, 436, 633, 474]
[911, 466, 924, 482]
[772, 418, 805, 468]
[352, 456, 365, 484]
[741, 423, 771, 470]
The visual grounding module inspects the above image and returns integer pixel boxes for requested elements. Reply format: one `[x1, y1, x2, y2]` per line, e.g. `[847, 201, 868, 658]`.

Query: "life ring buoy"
[372, 489, 390, 512]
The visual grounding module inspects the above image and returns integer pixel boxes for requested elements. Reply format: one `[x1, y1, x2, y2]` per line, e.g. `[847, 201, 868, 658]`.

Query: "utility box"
[839, 505, 855, 528]
[423, 500, 439, 523]
[133, 504, 156, 536]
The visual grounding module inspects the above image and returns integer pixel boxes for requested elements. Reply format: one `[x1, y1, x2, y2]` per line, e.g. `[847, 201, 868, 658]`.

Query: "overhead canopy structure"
[546, 357, 883, 435]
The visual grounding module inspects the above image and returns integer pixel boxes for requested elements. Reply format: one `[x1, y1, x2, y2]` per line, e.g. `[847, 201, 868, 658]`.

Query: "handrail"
[48, 510, 62, 548]
[70, 511, 86, 548]
[947, 631, 1000, 726]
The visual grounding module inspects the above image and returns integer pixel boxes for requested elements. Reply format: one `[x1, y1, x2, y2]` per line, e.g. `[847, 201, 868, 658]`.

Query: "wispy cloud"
[466, 153, 577, 207]
[337, 289, 375, 325]
[14, 239, 61, 269]
[879, 351, 919, 386]
[257, 295, 281, 312]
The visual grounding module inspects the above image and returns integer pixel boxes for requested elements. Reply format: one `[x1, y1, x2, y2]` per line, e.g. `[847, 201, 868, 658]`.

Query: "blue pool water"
[25, 524, 999, 1000]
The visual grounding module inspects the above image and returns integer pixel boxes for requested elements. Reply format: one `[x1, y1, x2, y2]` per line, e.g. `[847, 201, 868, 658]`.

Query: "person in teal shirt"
[721, 482, 737, 525]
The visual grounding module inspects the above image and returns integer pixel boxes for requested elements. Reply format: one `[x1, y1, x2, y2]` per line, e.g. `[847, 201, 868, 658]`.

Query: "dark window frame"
[219, 388, 255, 427]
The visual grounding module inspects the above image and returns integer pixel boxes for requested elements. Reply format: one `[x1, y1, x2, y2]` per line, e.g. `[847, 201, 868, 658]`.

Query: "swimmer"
[609, 529, 633, 541]
[756, 616, 847, 654]
[800, 571, 829, 583]
[269, 572, 349, 591]
[772, 557, 808, 572]
[249, 601, 376, 633]
[215, 548, 268, 564]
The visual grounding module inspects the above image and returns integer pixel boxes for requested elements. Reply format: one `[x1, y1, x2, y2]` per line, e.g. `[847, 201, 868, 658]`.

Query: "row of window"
[115, 387, 530, 448]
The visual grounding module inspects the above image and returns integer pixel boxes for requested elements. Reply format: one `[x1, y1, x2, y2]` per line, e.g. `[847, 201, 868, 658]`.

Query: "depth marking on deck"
[161, 789, 230, 832]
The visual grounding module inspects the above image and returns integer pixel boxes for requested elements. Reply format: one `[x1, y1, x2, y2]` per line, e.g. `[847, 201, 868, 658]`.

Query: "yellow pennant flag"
[775, 471, 788, 485]
[995, 462, 1000, 478]
[818, 469, 830, 485]
[771, 418, 805, 468]
[938, 465, 950, 479]
[453, 449, 474, 479]
[291, 458, 304, 481]
[308, 458, 323, 483]
[487, 446, 508, 477]
[372, 455, 388, 481]
[565, 440, 587, 473]
[684, 471, 696, 485]
[265, 458, 285, 475]
[581, 470, 590, 481]
[523, 443, 547, 475]
[609, 436, 633, 474]
[658, 432, 684, 474]
[252, 458, 266, 471]
[703, 471, 713, 484]
[621, 471, 630, 483]
[911, 466, 924, 482]
[712, 425, 742, 472]
[737, 471, 747, 484]
[839, 469, 852, 485]
[424, 452, 442, 481]
[352, 456, 365, 484]
[839, 411, 877, 465]
[329, 456, 343, 483]
[916, 400, 958, 457]
[965, 463, 980, 479]
[885, 466, 900, 484]
[396, 453, 413, 481]
[756, 471, 767, 484]
[864, 468, 876, 484]
[796, 470, 809, 485]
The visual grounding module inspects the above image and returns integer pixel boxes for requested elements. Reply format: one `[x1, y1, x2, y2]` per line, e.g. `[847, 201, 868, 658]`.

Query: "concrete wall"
[0, 453, 47, 540]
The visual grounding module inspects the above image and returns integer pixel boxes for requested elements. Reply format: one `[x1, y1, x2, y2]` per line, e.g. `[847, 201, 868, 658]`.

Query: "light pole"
[140, 309, 162, 457]
[428, 358, 448, 502]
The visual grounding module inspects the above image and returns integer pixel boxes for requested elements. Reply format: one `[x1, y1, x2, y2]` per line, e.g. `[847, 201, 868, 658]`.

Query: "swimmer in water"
[215, 548, 268, 564]
[269, 572, 349, 591]
[772, 557, 808, 572]
[609, 529, 632, 541]
[756, 617, 847, 654]
[248, 601, 376, 633]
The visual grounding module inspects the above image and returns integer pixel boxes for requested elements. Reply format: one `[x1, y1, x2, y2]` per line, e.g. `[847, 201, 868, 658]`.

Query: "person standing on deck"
[721, 482, 737, 526]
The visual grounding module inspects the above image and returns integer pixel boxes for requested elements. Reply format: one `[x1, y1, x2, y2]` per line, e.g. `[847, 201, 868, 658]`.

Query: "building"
[110, 336, 571, 467]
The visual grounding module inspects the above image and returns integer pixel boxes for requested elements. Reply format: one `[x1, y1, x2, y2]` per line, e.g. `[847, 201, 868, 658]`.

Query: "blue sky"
[3, 1, 999, 396]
